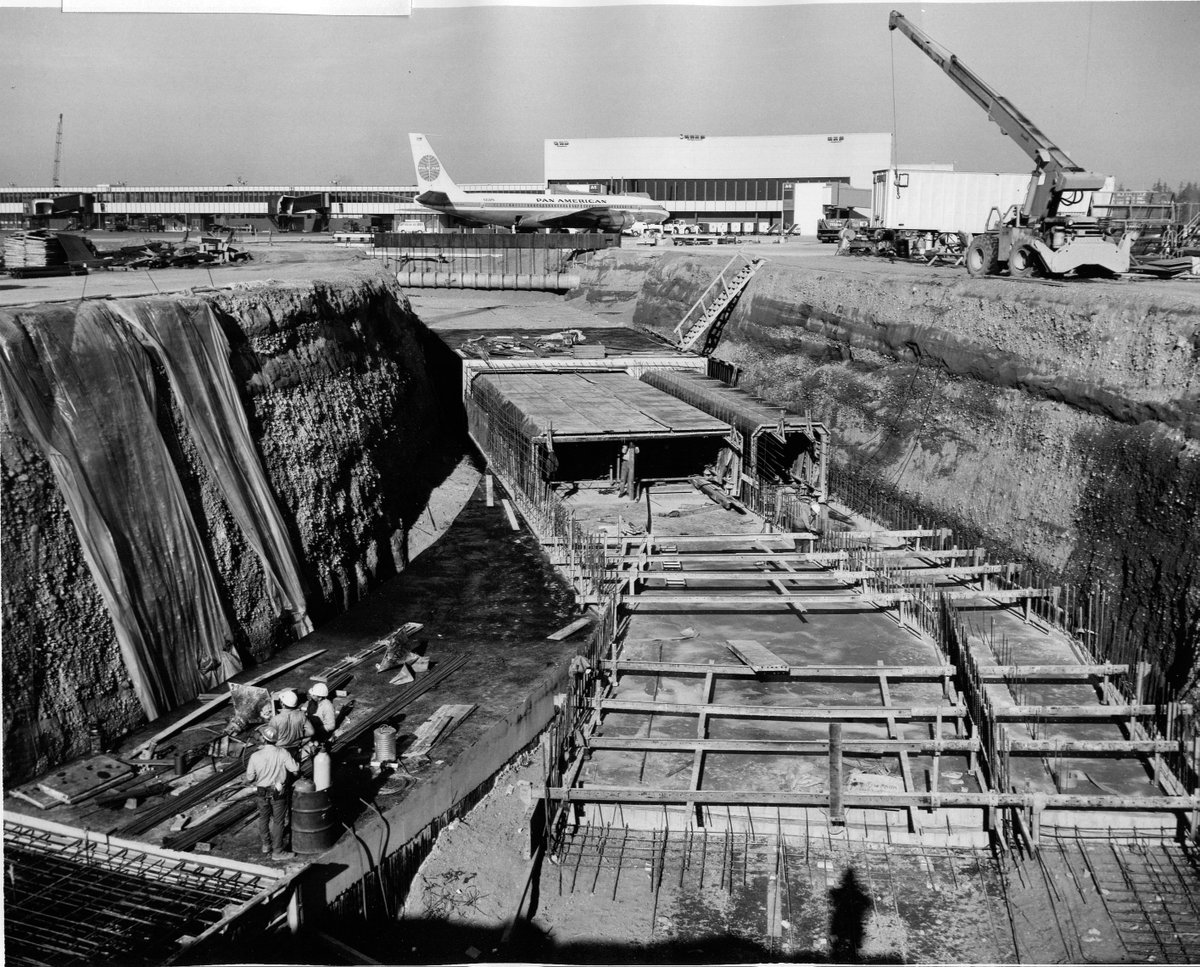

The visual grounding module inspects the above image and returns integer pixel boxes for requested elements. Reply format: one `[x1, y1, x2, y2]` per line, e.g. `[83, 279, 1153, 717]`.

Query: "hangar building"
[543, 133, 891, 235]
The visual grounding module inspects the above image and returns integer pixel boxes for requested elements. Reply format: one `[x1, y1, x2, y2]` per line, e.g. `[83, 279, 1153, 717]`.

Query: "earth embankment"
[1, 267, 461, 781]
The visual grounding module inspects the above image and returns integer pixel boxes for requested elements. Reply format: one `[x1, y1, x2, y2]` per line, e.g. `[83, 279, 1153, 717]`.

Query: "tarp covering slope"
[0, 304, 234, 718]
[111, 299, 311, 635]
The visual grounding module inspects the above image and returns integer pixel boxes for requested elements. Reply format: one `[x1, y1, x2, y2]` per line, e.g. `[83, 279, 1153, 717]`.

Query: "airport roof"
[473, 371, 728, 442]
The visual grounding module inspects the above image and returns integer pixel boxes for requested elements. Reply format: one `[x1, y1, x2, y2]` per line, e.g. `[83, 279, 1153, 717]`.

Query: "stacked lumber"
[3, 231, 67, 269]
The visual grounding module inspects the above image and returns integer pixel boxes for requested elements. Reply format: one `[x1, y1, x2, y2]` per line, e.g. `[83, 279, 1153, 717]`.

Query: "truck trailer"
[871, 168, 1030, 239]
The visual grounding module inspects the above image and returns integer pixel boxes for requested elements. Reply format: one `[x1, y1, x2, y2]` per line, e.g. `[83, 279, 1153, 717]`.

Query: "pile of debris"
[106, 230, 252, 270]
[459, 329, 590, 360]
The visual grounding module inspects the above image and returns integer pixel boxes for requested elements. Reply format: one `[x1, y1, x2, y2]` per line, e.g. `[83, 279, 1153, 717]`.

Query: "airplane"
[409, 133, 669, 232]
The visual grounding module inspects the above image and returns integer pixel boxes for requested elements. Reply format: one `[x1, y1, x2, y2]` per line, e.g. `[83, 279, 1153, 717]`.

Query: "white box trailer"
[871, 168, 1030, 237]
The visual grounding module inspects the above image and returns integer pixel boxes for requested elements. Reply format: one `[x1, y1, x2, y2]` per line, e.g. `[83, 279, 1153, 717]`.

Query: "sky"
[1, 1, 1198, 190]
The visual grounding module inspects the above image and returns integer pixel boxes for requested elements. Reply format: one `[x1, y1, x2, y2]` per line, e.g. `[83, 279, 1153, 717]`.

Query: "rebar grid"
[4, 819, 273, 967]
[550, 819, 1015, 959]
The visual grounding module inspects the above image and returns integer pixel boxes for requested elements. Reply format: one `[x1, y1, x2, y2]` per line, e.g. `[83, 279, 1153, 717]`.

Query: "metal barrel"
[373, 725, 398, 762]
[291, 779, 336, 855]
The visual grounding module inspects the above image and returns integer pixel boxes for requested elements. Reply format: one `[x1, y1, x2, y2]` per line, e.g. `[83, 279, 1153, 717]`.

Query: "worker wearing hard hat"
[245, 725, 299, 860]
[268, 690, 314, 760]
[307, 682, 338, 745]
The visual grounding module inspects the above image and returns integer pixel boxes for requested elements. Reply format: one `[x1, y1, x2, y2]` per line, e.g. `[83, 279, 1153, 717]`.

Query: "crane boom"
[52, 114, 63, 189]
[888, 10, 1107, 219]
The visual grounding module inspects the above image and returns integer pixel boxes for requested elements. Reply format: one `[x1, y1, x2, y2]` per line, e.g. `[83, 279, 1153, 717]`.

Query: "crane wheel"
[965, 235, 1000, 277]
[1008, 244, 1042, 279]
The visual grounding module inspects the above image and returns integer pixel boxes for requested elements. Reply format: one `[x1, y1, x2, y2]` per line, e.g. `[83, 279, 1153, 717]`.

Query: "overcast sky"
[2, 1, 1197, 189]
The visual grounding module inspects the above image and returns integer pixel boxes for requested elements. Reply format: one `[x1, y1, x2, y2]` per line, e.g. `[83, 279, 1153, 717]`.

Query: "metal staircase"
[672, 254, 764, 354]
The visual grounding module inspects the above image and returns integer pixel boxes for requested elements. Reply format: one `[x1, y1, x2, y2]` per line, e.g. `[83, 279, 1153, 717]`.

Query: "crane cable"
[889, 31, 899, 173]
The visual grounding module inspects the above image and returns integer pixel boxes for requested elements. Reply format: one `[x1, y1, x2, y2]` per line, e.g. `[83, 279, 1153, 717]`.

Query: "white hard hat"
[309, 682, 329, 699]
[280, 690, 299, 708]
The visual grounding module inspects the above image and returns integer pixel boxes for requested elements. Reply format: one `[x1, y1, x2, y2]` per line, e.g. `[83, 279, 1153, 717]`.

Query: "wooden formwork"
[543, 528, 1200, 850]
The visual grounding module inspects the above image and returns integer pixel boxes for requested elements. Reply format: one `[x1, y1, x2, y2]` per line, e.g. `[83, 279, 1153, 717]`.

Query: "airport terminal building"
[544, 133, 891, 235]
[0, 133, 889, 235]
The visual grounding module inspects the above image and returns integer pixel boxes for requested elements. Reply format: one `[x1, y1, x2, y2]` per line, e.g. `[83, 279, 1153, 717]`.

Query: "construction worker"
[307, 682, 337, 746]
[269, 690, 314, 761]
[617, 441, 639, 501]
[245, 725, 298, 860]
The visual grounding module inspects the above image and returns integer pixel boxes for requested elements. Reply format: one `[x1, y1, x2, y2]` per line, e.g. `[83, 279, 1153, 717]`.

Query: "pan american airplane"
[410, 133, 669, 232]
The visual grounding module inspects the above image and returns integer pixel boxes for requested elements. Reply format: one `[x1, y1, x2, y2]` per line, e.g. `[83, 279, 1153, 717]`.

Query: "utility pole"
[52, 114, 63, 189]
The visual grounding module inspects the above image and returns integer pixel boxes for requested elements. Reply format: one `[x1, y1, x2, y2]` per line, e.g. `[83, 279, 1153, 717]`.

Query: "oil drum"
[291, 779, 336, 854]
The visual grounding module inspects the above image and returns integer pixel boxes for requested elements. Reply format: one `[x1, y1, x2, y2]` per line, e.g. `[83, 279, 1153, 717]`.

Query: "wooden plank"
[598, 698, 965, 720]
[637, 570, 834, 583]
[837, 529, 945, 540]
[130, 648, 327, 759]
[8, 784, 62, 810]
[978, 663, 1131, 680]
[589, 737, 980, 754]
[502, 498, 520, 531]
[624, 592, 910, 609]
[402, 704, 476, 759]
[615, 552, 846, 565]
[485, 474, 494, 507]
[941, 588, 1057, 603]
[994, 704, 1159, 719]
[612, 661, 953, 680]
[831, 564, 1014, 581]
[1006, 739, 1179, 754]
[547, 615, 594, 641]
[725, 639, 790, 674]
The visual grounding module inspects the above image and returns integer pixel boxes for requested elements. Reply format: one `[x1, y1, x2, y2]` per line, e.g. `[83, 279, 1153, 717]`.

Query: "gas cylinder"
[313, 749, 332, 791]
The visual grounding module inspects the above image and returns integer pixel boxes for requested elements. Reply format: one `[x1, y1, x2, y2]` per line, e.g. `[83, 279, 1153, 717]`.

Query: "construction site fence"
[374, 232, 618, 251]
[373, 231, 617, 278]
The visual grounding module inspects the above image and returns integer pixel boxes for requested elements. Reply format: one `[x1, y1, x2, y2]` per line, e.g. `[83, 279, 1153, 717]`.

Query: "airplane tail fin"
[410, 133, 463, 198]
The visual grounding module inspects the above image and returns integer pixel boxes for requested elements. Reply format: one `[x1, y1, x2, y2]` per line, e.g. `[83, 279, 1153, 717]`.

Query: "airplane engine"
[601, 211, 635, 232]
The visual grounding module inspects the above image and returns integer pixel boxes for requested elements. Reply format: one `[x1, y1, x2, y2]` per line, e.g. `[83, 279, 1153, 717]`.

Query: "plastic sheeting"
[111, 299, 311, 635]
[0, 304, 234, 718]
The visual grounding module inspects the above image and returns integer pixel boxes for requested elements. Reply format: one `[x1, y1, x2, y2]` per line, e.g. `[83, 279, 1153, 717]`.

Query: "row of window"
[0, 189, 417, 205]
[572, 177, 848, 203]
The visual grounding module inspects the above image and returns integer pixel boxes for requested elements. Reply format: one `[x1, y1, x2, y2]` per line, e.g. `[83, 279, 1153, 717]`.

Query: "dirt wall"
[1, 273, 458, 782]
[571, 250, 1200, 692]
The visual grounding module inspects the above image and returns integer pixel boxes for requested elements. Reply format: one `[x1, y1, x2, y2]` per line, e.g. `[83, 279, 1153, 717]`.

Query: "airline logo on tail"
[409, 133, 461, 200]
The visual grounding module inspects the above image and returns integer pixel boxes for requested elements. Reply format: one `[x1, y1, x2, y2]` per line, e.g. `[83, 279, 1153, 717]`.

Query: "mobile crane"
[889, 10, 1132, 278]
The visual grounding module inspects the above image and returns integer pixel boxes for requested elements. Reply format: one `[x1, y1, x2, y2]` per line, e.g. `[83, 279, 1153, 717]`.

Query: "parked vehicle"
[817, 207, 870, 243]
[870, 169, 1029, 240]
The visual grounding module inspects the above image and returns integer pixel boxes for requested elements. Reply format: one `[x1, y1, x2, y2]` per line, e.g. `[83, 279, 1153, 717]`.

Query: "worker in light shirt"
[245, 725, 298, 860]
[307, 681, 338, 747]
